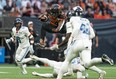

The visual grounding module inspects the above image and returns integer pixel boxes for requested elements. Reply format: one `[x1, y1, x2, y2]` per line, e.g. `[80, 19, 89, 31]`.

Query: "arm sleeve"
[89, 25, 95, 39]
[10, 28, 15, 41]
[66, 22, 72, 34]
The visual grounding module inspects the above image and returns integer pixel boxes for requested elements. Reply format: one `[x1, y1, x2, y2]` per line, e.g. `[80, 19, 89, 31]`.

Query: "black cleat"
[102, 54, 114, 66]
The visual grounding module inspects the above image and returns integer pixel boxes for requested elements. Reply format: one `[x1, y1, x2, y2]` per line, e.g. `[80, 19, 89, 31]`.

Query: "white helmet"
[73, 6, 83, 16]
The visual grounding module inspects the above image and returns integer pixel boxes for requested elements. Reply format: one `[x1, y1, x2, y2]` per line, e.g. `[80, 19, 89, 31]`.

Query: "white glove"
[49, 44, 58, 50]
[6, 39, 11, 43]
[30, 45, 34, 54]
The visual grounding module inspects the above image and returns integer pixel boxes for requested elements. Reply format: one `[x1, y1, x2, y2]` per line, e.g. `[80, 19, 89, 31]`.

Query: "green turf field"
[0, 64, 116, 79]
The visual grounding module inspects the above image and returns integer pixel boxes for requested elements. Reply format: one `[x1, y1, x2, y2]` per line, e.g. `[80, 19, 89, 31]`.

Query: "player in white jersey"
[56, 6, 114, 79]
[72, 6, 114, 79]
[31, 55, 86, 78]
[6, 18, 34, 74]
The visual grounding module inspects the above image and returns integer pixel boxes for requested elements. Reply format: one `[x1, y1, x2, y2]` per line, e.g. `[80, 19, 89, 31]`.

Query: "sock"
[85, 58, 102, 68]
[21, 58, 32, 63]
[89, 66, 102, 74]
[77, 72, 85, 78]
[16, 61, 27, 74]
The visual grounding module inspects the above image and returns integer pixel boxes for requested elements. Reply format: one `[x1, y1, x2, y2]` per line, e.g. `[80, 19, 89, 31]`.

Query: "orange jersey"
[46, 8, 65, 26]
[48, 14, 60, 26]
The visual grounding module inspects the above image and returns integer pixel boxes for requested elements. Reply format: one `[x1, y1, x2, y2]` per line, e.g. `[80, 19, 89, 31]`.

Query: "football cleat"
[35, 64, 40, 68]
[22, 70, 27, 75]
[102, 54, 114, 66]
[99, 71, 106, 79]
[32, 71, 38, 76]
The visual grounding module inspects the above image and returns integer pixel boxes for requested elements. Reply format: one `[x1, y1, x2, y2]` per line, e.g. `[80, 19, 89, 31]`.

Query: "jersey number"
[80, 24, 90, 35]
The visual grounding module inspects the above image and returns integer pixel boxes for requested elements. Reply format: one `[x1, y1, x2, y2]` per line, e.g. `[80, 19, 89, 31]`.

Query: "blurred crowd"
[0, 0, 116, 19]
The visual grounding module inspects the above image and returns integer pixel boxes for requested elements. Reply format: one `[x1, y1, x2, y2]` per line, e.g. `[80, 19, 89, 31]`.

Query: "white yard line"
[0, 72, 9, 73]
[0, 66, 49, 68]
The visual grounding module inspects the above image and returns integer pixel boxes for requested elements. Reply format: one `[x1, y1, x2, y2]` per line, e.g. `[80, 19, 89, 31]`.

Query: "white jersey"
[70, 17, 95, 40]
[12, 26, 31, 48]
[66, 17, 95, 47]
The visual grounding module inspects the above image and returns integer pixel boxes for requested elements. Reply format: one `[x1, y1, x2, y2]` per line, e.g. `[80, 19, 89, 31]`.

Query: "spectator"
[94, 0, 106, 13]
[107, 0, 116, 16]
[3, 0, 12, 15]
[105, 4, 113, 17]
[61, 0, 70, 10]
[84, 8, 94, 18]
[40, 0, 48, 14]
[108, 0, 116, 11]
[31, 0, 41, 10]
[94, 7, 102, 19]
[85, 0, 94, 10]
[22, 2, 33, 17]
[9, 2, 21, 17]
[14, 0, 21, 9]
[102, 9, 111, 19]
[32, 2, 41, 17]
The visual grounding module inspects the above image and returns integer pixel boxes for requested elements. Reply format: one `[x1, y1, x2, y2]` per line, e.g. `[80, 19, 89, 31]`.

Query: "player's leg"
[31, 55, 58, 67]
[80, 47, 108, 79]
[80, 49, 91, 68]
[56, 51, 77, 79]
[32, 71, 54, 78]
[15, 46, 30, 74]
[57, 40, 84, 79]
[72, 64, 86, 79]
[84, 55, 114, 68]
[89, 66, 106, 79]
[80, 48, 105, 79]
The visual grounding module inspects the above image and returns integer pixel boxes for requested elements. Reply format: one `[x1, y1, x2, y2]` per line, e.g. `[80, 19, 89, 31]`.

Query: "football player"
[6, 18, 34, 74]
[56, 6, 114, 79]
[38, 4, 66, 46]
[31, 55, 87, 78]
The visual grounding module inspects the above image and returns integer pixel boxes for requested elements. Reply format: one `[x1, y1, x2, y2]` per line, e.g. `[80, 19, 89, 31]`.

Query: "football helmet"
[51, 4, 61, 14]
[14, 18, 22, 24]
[73, 6, 83, 16]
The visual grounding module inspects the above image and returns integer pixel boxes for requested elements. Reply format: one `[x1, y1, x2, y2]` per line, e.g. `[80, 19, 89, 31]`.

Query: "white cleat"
[21, 65, 27, 75]
[32, 71, 38, 76]
[85, 73, 89, 79]
[22, 70, 27, 75]
[35, 64, 40, 68]
[78, 76, 86, 79]
[99, 71, 106, 79]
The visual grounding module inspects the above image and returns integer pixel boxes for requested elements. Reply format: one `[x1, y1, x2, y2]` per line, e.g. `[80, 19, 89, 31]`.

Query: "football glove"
[49, 44, 58, 50]
[6, 39, 11, 43]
